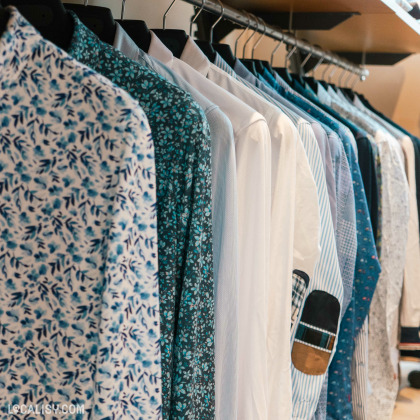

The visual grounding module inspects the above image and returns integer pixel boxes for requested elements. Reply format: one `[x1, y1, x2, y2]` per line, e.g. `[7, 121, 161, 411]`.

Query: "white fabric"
[368, 130, 409, 420]
[181, 36, 322, 420]
[352, 318, 369, 420]
[399, 138, 420, 342]
[119, 29, 241, 420]
[150, 33, 272, 420]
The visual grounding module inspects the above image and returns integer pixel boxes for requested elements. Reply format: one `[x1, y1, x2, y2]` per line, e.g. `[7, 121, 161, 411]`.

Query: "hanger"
[2, 0, 73, 50]
[152, 0, 189, 58]
[292, 43, 313, 86]
[250, 17, 274, 76]
[152, 0, 191, 58]
[274, 35, 297, 85]
[64, 0, 116, 45]
[194, 0, 224, 62]
[212, 0, 237, 68]
[240, 12, 258, 76]
[115, 0, 151, 51]
[233, 11, 250, 58]
[303, 53, 323, 91]
[270, 36, 283, 69]
[341, 71, 357, 100]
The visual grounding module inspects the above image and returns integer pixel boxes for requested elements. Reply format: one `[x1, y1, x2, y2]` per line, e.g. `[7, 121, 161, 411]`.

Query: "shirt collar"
[148, 31, 174, 67]
[67, 10, 101, 63]
[113, 22, 141, 62]
[0, 6, 43, 84]
[180, 36, 210, 76]
[213, 52, 237, 78]
[233, 58, 258, 84]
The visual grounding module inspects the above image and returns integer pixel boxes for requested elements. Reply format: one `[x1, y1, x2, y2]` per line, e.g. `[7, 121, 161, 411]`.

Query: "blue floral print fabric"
[0, 7, 161, 419]
[67, 14, 215, 420]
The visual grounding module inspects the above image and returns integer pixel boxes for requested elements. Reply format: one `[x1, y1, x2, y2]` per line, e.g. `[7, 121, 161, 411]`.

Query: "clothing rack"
[181, 0, 370, 80]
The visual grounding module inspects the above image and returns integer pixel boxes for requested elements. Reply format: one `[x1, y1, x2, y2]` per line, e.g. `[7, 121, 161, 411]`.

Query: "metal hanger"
[190, 0, 205, 37]
[163, 0, 177, 30]
[351, 73, 361, 90]
[284, 36, 298, 69]
[337, 67, 347, 87]
[251, 16, 266, 59]
[120, 0, 126, 20]
[234, 10, 251, 57]
[270, 33, 284, 66]
[321, 59, 332, 80]
[310, 54, 324, 77]
[209, 0, 224, 43]
[300, 45, 313, 70]
[242, 13, 258, 58]
[328, 57, 339, 83]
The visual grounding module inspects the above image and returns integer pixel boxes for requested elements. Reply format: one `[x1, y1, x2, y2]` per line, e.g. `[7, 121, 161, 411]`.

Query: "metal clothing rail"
[181, 0, 369, 79]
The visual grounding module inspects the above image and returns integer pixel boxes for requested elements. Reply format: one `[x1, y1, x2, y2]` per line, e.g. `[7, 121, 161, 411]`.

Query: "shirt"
[68, 15, 215, 420]
[210, 50, 324, 420]
[258, 70, 380, 419]
[151, 33, 271, 420]
[114, 27, 240, 420]
[0, 8, 161, 419]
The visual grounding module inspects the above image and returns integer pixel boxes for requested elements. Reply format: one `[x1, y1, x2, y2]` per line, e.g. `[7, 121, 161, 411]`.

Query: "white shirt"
[149, 33, 272, 420]
[181, 37, 323, 419]
[116, 27, 241, 420]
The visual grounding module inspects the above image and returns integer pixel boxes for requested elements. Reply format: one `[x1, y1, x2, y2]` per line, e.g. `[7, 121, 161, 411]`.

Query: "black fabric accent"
[411, 137, 420, 238]
[400, 327, 420, 344]
[300, 290, 340, 333]
[355, 136, 379, 245]
[408, 371, 420, 388]
[293, 269, 310, 287]
[401, 350, 420, 358]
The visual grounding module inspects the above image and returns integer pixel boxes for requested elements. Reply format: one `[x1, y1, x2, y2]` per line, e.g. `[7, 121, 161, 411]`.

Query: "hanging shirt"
[231, 58, 338, 232]
[0, 7, 161, 419]
[259, 70, 381, 419]
[148, 32, 272, 420]
[114, 26, 240, 420]
[199, 45, 325, 420]
[68, 14, 215, 420]
[352, 96, 420, 352]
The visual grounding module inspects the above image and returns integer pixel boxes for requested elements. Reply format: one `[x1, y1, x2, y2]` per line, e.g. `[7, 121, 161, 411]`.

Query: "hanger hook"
[344, 70, 354, 88]
[351, 73, 361, 90]
[328, 59, 338, 83]
[163, 0, 178, 30]
[337, 66, 347, 86]
[285, 36, 298, 69]
[210, 0, 224, 44]
[321, 60, 331, 80]
[270, 35, 284, 66]
[121, 0, 126, 20]
[300, 45, 313, 71]
[235, 10, 251, 57]
[310, 49, 324, 76]
[252, 16, 266, 59]
[190, 0, 205, 37]
[243, 13, 258, 58]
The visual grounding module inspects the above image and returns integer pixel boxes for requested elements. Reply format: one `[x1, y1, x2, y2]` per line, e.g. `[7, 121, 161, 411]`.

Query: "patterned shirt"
[259, 70, 381, 419]
[67, 14, 215, 420]
[0, 7, 160, 419]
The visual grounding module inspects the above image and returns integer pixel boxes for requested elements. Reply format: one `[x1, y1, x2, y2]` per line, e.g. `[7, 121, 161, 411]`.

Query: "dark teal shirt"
[67, 14, 215, 420]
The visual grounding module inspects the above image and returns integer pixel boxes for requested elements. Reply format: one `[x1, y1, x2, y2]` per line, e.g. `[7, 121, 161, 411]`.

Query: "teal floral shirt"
[0, 7, 161, 419]
[67, 14, 215, 420]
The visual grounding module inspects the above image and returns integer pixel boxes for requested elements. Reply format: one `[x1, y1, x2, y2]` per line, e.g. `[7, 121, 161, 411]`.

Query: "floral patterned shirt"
[0, 7, 161, 419]
[67, 13, 214, 420]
